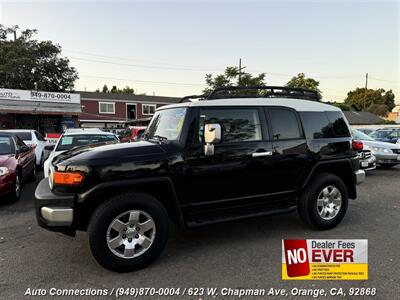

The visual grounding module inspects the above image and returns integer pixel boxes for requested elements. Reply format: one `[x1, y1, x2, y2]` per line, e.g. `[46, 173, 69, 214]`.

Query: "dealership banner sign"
[282, 239, 368, 280]
[0, 88, 80, 104]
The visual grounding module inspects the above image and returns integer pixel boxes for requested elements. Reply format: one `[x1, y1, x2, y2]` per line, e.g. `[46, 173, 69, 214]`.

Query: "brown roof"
[343, 111, 384, 125]
[78, 91, 181, 104]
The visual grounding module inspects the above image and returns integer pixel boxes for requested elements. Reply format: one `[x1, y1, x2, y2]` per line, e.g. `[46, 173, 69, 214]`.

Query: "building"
[0, 88, 181, 134]
[78, 91, 180, 129]
[0, 88, 81, 132]
[385, 105, 400, 123]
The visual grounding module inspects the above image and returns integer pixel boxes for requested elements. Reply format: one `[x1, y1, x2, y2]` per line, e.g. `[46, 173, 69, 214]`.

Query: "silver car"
[352, 129, 400, 168]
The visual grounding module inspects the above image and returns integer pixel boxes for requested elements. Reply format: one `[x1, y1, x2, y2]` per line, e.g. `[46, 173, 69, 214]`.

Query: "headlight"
[370, 147, 392, 154]
[0, 167, 10, 176]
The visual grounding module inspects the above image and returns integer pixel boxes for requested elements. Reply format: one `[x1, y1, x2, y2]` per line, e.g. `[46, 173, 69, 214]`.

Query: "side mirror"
[45, 145, 55, 151]
[204, 123, 221, 156]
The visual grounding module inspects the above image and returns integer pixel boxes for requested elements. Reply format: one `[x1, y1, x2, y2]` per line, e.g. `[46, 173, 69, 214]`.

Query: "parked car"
[35, 86, 364, 272]
[352, 129, 400, 168]
[0, 132, 36, 201]
[351, 139, 376, 171]
[0, 129, 49, 167]
[43, 129, 119, 178]
[369, 128, 400, 144]
[356, 128, 376, 136]
[118, 126, 147, 143]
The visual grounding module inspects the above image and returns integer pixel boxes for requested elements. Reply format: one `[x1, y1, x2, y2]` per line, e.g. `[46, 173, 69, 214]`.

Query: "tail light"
[352, 140, 364, 151]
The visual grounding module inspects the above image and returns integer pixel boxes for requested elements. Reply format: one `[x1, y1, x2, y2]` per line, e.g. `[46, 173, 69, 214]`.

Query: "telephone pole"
[238, 58, 246, 84]
[363, 73, 368, 110]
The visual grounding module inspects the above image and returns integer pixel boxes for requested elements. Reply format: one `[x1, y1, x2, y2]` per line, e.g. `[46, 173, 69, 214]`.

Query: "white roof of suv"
[159, 98, 341, 112]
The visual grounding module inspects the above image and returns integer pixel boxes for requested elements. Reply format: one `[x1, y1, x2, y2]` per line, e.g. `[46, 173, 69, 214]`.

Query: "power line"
[67, 51, 398, 83]
[70, 57, 219, 72]
[64, 49, 220, 70]
[369, 77, 400, 83]
[80, 74, 203, 87]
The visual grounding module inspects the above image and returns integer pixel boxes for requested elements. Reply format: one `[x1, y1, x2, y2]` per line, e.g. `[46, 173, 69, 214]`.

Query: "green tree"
[285, 73, 322, 97]
[0, 24, 78, 91]
[97, 84, 134, 94]
[110, 85, 118, 93]
[329, 102, 351, 111]
[344, 88, 395, 116]
[121, 86, 134, 94]
[204, 66, 266, 95]
[101, 84, 109, 93]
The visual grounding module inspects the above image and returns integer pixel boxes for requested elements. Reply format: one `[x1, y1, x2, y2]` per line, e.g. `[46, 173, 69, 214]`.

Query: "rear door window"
[300, 112, 334, 139]
[326, 111, 351, 137]
[268, 109, 302, 140]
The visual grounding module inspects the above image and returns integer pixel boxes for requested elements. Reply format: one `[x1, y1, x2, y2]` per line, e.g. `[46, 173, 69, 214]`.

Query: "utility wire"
[70, 57, 219, 72]
[80, 74, 203, 86]
[66, 50, 399, 85]
[65, 50, 219, 70]
[369, 77, 400, 83]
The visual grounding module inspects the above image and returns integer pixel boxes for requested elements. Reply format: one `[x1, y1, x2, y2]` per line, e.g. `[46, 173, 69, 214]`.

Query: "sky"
[0, 0, 399, 103]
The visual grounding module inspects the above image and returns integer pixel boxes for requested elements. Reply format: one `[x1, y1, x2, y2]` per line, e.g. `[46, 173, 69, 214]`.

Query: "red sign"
[283, 239, 310, 277]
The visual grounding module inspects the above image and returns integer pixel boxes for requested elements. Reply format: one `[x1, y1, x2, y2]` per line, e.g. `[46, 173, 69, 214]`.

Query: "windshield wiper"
[146, 134, 168, 143]
[153, 135, 168, 141]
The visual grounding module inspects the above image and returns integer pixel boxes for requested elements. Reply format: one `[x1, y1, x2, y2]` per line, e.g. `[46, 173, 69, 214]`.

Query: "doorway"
[126, 104, 137, 120]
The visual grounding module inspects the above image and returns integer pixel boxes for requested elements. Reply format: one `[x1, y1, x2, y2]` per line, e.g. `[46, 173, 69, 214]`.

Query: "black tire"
[27, 163, 36, 182]
[298, 173, 348, 230]
[379, 164, 396, 169]
[10, 170, 22, 202]
[35, 152, 45, 170]
[88, 192, 169, 272]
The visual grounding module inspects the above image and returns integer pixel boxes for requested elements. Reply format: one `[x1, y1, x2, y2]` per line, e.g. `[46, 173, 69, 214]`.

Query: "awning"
[0, 99, 81, 115]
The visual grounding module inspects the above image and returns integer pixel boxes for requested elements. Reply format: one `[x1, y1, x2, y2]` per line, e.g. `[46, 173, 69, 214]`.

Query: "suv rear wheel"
[298, 173, 348, 230]
[88, 192, 169, 272]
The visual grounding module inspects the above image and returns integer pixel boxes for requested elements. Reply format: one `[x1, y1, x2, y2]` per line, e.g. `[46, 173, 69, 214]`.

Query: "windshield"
[13, 131, 32, 141]
[352, 129, 374, 141]
[370, 130, 399, 139]
[145, 107, 187, 141]
[55, 134, 118, 151]
[0, 136, 13, 155]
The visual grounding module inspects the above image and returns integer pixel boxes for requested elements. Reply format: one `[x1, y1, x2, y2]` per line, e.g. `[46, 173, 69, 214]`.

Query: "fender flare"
[77, 177, 185, 227]
[301, 158, 357, 199]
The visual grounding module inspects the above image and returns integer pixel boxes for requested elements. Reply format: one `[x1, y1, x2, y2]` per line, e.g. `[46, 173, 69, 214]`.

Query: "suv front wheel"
[88, 192, 169, 272]
[298, 173, 348, 230]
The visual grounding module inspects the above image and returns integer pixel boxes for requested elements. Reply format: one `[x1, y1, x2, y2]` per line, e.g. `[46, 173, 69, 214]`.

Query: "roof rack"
[205, 86, 321, 101]
[179, 94, 206, 103]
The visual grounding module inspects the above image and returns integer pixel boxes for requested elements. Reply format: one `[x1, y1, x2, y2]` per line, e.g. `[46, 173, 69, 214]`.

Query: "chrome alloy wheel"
[316, 185, 342, 220]
[106, 210, 156, 259]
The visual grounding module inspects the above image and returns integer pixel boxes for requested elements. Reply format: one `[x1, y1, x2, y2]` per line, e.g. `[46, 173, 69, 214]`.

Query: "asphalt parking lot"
[0, 168, 399, 300]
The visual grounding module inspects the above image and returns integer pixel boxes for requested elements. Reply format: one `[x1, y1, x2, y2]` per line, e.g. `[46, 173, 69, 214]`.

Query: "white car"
[43, 129, 119, 178]
[0, 129, 49, 166]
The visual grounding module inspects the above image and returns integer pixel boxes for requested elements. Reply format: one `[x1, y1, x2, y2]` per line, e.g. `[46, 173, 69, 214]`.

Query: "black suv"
[35, 86, 365, 272]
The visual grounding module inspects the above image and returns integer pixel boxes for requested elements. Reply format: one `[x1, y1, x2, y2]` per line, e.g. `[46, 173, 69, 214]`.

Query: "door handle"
[252, 151, 273, 158]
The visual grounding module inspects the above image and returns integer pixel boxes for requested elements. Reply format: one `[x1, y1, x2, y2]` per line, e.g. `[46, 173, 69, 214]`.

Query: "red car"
[118, 126, 147, 143]
[0, 132, 36, 201]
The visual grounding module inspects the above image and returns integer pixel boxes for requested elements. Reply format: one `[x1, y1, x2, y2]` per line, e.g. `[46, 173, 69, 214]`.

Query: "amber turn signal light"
[53, 172, 84, 185]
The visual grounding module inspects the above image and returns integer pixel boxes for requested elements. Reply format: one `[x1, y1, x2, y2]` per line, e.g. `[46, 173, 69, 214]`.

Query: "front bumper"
[0, 172, 15, 197]
[354, 170, 365, 185]
[374, 153, 400, 165]
[35, 177, 76, 234]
